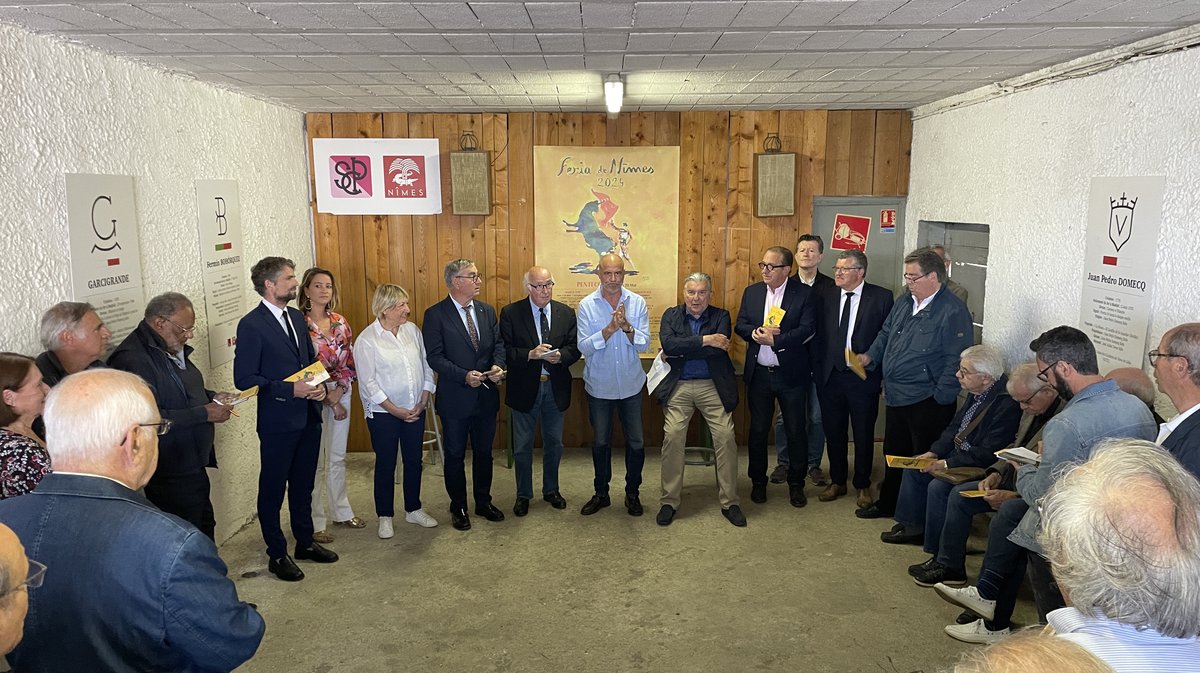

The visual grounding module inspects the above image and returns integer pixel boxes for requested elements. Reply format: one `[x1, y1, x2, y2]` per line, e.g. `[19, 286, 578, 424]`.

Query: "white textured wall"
[0, 23, 313, 543]
[906, 47, 1200, 410]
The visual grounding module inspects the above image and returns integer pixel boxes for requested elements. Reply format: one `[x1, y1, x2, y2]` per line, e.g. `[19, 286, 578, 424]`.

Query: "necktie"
[539, 307, 550, 343]
[838, 292, 853, 368]
[463, 304, 479, 351]
[283, 310, 298, 348]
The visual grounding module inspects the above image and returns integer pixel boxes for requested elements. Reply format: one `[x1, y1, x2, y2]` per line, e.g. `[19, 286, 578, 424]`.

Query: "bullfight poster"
[312, 138, 442, 215]
[534, 146, 679, 356]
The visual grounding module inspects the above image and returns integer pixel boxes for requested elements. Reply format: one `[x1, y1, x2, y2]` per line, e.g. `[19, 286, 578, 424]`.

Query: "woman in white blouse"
[353, 284, 438, 538]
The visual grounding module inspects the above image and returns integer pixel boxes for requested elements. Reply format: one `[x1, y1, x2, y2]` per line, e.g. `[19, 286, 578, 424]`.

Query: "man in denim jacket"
[0, 370, 263, 673]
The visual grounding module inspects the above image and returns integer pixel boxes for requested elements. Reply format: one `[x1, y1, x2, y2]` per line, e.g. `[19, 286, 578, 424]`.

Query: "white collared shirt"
[260, 298, 297, 347]
[1157, 401, 1200, 443]
[757, 278, 788, 367]
[910, 286, 940, 316]
[838, 280, 864, 364]
[353, 319, 436, 417]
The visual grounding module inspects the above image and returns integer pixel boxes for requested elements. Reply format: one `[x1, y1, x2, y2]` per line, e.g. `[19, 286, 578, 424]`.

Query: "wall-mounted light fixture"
[604, 73, 623, 115]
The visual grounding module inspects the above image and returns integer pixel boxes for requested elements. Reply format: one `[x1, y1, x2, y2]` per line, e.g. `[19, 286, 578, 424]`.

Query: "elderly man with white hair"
[0, 369, 263, 673]
[1039, 438, 1200, 672]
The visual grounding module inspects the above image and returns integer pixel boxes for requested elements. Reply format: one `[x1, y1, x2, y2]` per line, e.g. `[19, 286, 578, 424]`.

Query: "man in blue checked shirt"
[576, 253, 650, 517]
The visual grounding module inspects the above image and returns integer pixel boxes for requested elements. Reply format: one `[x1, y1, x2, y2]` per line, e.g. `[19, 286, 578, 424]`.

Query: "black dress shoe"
[580, 494, 611, 515]
[625, 494, 643, 516]
[789, 485, 808, 508]
[855, 501, 893, 519]
[476, 503, 505, 522]
[451, 509, 471, 530]
[294, 542, 339, 563]
[268, 555, 304, 582]
[881, 524, 924, 545]
[543, 491, 567, 509]
[722, 505, 748, 527]
[513, 497, 530, 517]
[656, 504, 676, 526]
[750, 483, 767, 503]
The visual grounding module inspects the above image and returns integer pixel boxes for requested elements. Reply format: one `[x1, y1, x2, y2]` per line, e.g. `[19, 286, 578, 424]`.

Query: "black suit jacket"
[500, 298, 581, 413]
[233, 302, 321, 434]
[423, 296, 505, 420]
[734, 278, 817, 385]
[814, 281, 894, 386]
[1163, 409, 1200, 480]
[657, 304, 738, 411]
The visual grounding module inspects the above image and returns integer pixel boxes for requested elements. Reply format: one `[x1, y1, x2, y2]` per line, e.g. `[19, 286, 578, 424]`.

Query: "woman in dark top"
[0, 353, 51, 498]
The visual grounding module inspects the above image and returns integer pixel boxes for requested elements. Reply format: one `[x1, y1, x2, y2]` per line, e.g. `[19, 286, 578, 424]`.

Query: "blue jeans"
[774, 381, 825, 468]
[895, 470, 954, 532]
[367, 412, 426, 516]
[511, 381, 565, 500]
[586, 393, 645, 496]
[932, 480, 994, 568]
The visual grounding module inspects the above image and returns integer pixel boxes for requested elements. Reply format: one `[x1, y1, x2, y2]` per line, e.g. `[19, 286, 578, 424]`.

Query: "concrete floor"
[224, 447, 1038, 673]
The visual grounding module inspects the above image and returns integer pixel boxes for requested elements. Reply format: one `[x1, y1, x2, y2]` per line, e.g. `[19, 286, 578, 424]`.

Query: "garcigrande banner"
[312, 138, 442, 215]
[534, 146, 679, 356]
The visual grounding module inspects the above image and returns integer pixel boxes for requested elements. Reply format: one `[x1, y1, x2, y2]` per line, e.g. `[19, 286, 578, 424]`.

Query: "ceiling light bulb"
[604, 74, 623, 114]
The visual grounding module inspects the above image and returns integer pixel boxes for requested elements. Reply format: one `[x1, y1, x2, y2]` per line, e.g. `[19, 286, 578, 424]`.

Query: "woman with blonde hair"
[953, 630, 1115, 673]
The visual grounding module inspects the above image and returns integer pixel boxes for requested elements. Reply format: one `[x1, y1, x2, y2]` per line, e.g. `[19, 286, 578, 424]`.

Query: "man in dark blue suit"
[234, 257, 338, 582]
[735, 245, 818, 508]
[813, 250, 894, 507]
[1152, 322, 1200, 478]
[423, 258, 507, 531]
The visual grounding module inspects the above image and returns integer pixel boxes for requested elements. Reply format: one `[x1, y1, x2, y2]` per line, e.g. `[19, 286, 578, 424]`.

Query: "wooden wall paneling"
[482, 113, 512, 309]
[560, 113, 582, 146]
[677, 112, 703, 299]
[847, 110, 877, 195]
[581, 113, 607, 146]
[655, 112, 681, 146]
[777, 110, 804, 243]
[508, 113, 535, 300]
[630, 112, 654, 146]
[825, 111, 852, 196]
[381, 113, 415, 300]
[897, 110, 913, 195]
[407, 114, 442, 313]
[871, 110, 904, 196]
[700, 112, 729, 305]
[305, 114, 340, 289]
[798, 110, 828, 236]
[431, 115, 462, 289]
[456, 114, 489, 303]
[606, 113, 631, 147]
[534, 112, 555, 146]
[748, 111, 780, 263]
[725, 111, 757, 367]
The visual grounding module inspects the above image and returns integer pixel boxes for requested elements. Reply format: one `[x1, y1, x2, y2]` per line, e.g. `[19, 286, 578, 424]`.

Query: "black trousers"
[1027, 551, 1066, 622]
[257, 418, 321, 559]
[818, 369, 882, 489]
[877, 397, 957, 513]
[440, 409, 497, 513]
[747, 368, 809, 487]
[144, 469, 216, 540]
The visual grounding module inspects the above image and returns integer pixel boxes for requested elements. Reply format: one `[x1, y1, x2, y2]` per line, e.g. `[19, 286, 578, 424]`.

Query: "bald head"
[523, 266, 555, 308]
[596, 253, 626, 296]
[0, 523, 29, 655]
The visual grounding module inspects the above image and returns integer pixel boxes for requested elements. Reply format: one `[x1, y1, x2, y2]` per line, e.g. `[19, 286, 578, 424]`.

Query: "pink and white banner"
[312, 138, 442, 215]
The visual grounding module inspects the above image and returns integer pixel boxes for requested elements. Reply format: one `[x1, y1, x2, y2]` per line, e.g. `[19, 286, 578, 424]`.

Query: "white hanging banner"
[65, 173, 145, 351]
[312, 137, 442, 215]
[1079, 176, 1164, 371]
[195, 179, 246, 369]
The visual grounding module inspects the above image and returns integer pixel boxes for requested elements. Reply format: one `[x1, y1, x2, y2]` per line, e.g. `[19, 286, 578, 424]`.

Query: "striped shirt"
[1048, 607, 1200, 673]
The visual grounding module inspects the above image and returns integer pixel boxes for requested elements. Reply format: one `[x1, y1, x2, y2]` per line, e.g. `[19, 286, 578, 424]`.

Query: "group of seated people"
[0, 238, 1198, 672]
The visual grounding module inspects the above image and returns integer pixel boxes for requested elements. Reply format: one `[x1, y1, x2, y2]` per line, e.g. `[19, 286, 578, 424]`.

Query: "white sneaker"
[405, 509, 438, 528]
[934, 583, 997, 621]
[944, 619, 1010, 644]
[378, 516, 394, 539]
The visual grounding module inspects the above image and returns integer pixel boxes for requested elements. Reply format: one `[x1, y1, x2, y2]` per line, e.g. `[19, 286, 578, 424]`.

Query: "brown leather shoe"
[818, 484, 848, 502]
[312, 530, 334, 544]
[856, 488, 873, 509]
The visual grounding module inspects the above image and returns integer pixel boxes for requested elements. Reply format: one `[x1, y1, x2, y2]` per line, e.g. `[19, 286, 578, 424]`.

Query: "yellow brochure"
[885, 455, 936, 469]
[765, 306, 786, 328]
[285, 361, 330, 386]
[846, 349, 868, 380]
[958, 490, 987, 498]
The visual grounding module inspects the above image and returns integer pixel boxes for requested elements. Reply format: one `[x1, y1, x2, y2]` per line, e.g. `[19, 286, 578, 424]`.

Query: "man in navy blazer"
[813, 250, 894, 507]
[1152, 322, 1200, 478]
[499, 266, 581, 517]
[423, 258, 507, 531]
[735, 245, 818, 508]
[234, 256, 338, 582]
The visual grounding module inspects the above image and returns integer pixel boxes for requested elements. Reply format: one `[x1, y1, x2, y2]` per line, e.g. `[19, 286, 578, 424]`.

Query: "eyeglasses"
[902, 271, 932, 283]
[956, 367, 980, 377]
[1036, 360, 1061, 382]
[162, 317, 195, 336]
[0, 559, 46, 597]
[833, 266, 863, 275]
[1148, 350, 1191, 367]
[455, 273, 482, 282]
[758, 262, 791, 272]
[1019, 385, 1052, 405]
[528, 282, 555, 291]
[137, 419, 174, 436]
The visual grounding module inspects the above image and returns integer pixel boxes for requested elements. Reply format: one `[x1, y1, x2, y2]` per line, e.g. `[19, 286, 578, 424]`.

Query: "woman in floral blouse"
[300, 268, 364, 542]
[0, 353, 51, 499]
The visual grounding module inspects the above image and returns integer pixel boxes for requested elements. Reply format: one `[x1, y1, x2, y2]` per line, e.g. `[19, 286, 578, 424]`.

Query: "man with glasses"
[812, 250, 893, 506]
[935, 326, 1156, 643]
[735, 245, 818, 507]
[500, 266, 581, 517]
[577, 253, 650, 517]
[109, 292, 237, 540]
[424, 258, 507, 531]
[0, 523, 34, 656]
[856, 247, 973, 520]
[0, 369, 263, 671]
[1151, 323, 1200, 477]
